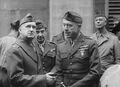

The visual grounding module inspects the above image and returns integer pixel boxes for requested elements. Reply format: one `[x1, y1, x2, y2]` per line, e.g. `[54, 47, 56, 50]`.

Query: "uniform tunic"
[91, 31, 120, 74]
[52, 33, 100, 87]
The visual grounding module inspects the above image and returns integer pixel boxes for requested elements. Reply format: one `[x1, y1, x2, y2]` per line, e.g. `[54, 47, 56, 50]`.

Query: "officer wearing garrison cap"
[51, 11, 100, 87]
[2, 13, 55, 87]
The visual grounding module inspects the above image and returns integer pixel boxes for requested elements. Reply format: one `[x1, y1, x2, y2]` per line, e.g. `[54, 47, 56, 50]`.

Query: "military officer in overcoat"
[51, 11, 100, 87]
[2, 13, 55, 87]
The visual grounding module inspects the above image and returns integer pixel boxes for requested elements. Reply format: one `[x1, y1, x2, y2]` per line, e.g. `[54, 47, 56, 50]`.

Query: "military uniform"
[91, 31, 120, 75]
[52, 32, 65, 45]
[34, 40, 57, 74]
[52, 33, 100, 87]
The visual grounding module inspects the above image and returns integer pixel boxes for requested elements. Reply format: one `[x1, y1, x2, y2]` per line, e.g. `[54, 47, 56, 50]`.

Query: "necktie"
[39, 45, 44, 52]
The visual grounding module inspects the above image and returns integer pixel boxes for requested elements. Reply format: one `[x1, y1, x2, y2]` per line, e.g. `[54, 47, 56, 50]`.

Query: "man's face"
[62, 19, 80, 39]
[19, 22, 36, 39]
[95, 17, 107, 29]
[36, 28, 47, 44]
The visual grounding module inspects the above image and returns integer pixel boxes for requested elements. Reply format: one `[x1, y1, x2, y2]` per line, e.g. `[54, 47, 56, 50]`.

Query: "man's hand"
[46, 72, 56, 85]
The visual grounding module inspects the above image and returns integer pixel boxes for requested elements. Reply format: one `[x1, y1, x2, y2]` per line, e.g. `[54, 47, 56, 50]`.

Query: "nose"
[65, 28, 69, 32]
[64, 25, 69, 31]
[30, 27, 34, 31]
[96, 20, 100, 24]
[38, 32, 42, 36]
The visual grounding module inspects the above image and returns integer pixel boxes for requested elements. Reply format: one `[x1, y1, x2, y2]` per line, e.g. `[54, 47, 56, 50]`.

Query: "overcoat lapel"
[33, 41, 44, 74]
[33, 39, 43, 55]
[16, 40, 38, 63]
[43, 41, 51, 56]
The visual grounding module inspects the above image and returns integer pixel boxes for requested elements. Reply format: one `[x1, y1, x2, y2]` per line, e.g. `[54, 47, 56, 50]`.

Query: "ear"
[18, 27, 21, 33]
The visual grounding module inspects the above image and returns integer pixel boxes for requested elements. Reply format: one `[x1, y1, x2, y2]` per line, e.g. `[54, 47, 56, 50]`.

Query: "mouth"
[65, 31, 71, 35]
[37, 36, 44, 40]
[96, 24, 102, 27]
[28, 32, 34, 35]
[37, 36, 45, 43]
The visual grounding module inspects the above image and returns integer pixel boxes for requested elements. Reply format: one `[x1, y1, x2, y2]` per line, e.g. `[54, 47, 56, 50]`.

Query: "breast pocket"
[60, 52, 69, 69]
[60, 52, 68, 58]
[47, 50, 56, 58]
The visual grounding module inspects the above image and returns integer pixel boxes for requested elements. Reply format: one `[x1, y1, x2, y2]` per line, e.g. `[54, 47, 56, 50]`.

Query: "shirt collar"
[96, 30, 109, 39]
[39, 40, 46, 47]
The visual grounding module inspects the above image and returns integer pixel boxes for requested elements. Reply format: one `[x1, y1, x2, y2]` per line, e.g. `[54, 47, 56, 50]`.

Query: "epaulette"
[48, 41, 57, 49]
[84, 36, 93, 40]
[49, 41, 56, 46]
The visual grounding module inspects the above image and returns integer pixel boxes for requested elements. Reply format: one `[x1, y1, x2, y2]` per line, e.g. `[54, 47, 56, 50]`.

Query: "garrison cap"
[20, 13, 34, 26]
[36, 20, 47, 30]
[63, 11, 82, 24]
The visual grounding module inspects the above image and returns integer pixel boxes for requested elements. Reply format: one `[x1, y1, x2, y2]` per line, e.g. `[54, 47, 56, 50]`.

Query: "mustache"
[64, 31, 71, 34]
[37, 36, 44, 40]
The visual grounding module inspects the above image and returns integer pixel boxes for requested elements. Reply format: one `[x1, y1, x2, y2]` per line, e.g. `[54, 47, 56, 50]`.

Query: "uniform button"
[70, 62, 72, 65]
[43, 62, 45, 64]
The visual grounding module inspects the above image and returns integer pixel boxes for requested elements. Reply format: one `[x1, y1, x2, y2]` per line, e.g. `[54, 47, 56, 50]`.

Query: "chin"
[64, 35, 70, 38]
[96, 26, 102, 29]
[37, 40, 44, 44]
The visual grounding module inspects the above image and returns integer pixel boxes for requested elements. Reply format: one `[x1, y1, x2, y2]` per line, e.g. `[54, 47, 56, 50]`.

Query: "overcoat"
[3, 37, 47, 87]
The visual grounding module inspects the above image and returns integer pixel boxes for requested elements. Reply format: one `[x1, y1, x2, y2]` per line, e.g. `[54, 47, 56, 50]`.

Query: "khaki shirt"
[91, 31, 120, 74]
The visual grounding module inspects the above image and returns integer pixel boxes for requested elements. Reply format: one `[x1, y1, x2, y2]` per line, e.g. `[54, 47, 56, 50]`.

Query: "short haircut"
[10, 20, 20, 31]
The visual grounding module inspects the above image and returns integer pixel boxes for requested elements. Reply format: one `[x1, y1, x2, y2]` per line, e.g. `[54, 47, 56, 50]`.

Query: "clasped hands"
[46, 72, 56, 85]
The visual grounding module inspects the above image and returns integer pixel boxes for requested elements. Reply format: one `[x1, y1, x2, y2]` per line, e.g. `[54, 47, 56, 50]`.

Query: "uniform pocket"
[47, 51, 56, 57]
[60, 52, 68, 58]
[74, 48, 89, 60]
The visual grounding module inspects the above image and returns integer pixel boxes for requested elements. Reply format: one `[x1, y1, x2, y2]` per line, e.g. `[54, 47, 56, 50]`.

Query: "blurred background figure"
[0, 19, 20, 64]
[0, 19, 19, 87]
[112, 18, 120, 41]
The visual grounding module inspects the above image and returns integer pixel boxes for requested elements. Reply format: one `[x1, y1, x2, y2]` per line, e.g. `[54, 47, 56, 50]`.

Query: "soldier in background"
[112, 20, 120, 41]
[34, 20, 57, 87]
[51, 11, 100, 87]
[91, 15, 120, 76]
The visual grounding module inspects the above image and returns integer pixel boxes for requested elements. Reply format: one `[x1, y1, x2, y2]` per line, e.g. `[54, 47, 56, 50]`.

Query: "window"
[107, 0, 120, 31]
